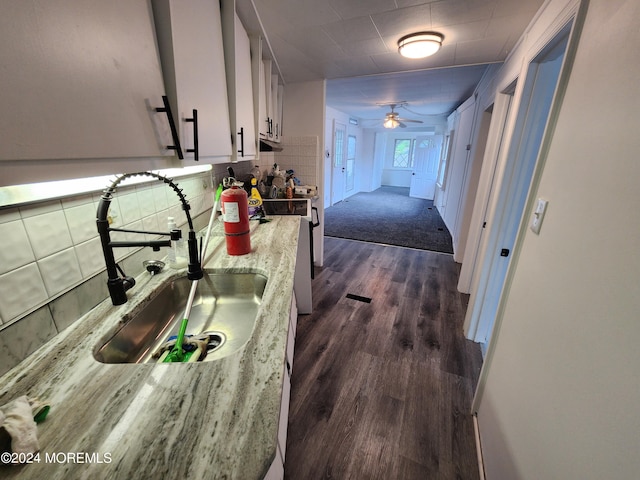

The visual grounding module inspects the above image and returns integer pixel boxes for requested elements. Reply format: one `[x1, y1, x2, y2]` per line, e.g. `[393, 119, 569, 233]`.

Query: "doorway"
[458, 92, 515, 294]
[464, 21, 573, 348]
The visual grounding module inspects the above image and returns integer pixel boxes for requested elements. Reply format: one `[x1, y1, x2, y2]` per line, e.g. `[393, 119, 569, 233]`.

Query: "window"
[334, 128, 344, 167]
[393, 139, 414, 168]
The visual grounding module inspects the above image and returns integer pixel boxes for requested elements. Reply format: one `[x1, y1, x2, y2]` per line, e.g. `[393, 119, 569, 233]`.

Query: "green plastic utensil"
[163, 318, 189, 362]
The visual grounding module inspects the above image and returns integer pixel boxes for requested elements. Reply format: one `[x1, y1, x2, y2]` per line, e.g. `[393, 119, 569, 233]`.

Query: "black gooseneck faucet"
[96, 172, 204, 306]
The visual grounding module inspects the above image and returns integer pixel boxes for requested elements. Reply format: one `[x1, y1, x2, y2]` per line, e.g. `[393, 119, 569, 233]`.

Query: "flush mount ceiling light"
[397, 32, 444, 59]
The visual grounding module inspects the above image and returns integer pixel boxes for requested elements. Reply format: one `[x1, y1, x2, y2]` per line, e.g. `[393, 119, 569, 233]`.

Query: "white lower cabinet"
[263, 448, 285, 480]
[264, 293, 297, 479]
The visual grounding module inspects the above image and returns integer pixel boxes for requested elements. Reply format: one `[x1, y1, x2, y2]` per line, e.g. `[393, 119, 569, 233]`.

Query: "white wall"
[476, 0, 640, 478]
[283, 80, 325, 138]
[283, 80, 326, 265]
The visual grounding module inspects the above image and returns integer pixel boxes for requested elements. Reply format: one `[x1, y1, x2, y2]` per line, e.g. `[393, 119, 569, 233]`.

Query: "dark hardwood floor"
[284, 237, 483, 480]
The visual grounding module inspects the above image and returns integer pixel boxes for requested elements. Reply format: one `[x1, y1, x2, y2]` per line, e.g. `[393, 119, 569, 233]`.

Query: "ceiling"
[238, 0, 546, 123]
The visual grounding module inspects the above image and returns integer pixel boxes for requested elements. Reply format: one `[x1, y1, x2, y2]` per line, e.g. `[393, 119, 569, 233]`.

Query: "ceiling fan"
[382, 103, 424, 129]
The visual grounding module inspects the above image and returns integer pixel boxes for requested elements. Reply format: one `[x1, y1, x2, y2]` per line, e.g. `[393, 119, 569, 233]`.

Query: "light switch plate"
[530, 198, 548, 234]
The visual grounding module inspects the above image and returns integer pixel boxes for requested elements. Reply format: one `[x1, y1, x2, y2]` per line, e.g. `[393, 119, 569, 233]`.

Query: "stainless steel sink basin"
[94, 272, 267, 364]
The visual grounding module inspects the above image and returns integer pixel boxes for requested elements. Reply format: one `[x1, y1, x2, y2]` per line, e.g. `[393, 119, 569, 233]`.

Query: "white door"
[331, 121, 346, 205]
[465, 24, 571, 347]
[410, 135, 442, 200]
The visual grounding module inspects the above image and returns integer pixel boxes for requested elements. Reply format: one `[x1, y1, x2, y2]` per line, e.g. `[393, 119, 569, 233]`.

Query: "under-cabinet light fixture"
[398, 32, 444, 59]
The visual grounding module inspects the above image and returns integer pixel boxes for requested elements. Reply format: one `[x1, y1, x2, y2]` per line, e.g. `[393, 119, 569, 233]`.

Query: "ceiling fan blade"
[398, 121, 407, 128]
[397, 118, 423, 123]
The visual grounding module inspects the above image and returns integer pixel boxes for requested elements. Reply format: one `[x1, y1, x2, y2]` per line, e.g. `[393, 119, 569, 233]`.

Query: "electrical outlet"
[530, 198, 548, 234]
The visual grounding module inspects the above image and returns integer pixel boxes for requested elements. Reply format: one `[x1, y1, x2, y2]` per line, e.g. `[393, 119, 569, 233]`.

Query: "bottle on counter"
[167, 217, 188, 268]
[248, 177, 264, 218]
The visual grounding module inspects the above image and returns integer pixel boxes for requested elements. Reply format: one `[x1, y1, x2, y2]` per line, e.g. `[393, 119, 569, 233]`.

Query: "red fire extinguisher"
[221, 186, 251, 255]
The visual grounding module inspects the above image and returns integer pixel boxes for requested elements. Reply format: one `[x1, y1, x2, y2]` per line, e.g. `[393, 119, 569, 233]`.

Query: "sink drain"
[202, 331, 226, 353]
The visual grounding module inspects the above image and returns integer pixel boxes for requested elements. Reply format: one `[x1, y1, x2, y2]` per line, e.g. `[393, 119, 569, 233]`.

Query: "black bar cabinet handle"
[185, 109, 199, 161]
[238, 127, 244, 158]
[155, 95, 184, 159]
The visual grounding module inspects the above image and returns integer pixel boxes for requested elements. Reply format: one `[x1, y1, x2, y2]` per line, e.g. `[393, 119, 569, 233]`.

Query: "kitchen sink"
[94, 271, 268, 364]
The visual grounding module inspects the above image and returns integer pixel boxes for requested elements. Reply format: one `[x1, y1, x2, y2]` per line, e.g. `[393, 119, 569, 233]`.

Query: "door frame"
[458, 90, 515, 294]
[471, 0, 588, 411]
[465, 20, 575, 347]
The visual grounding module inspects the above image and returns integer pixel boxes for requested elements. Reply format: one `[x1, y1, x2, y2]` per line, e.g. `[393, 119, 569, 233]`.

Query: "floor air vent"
[345, 293, 372, 303]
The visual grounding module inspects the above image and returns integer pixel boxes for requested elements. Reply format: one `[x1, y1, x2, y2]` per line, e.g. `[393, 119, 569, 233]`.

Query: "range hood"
[259, 139, 283, 152]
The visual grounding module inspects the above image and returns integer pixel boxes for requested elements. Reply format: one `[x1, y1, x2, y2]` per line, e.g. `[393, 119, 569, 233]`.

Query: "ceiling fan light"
[383, 117, 399, 129]
[398, 32, 443, 59]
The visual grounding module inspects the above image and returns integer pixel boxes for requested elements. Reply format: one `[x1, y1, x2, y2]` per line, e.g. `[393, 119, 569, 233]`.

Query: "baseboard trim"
[473, 413, 487, 480]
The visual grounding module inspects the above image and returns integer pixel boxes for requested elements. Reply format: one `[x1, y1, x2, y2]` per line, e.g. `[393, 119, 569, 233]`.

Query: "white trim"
[473, 413, 487, 480]
[458, 92, 514, 295]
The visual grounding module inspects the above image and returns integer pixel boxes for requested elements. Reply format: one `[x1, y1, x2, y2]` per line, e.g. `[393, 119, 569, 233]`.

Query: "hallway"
[284, 237, 483, 479]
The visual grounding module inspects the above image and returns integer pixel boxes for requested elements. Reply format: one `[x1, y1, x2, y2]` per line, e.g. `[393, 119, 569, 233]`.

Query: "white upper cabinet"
[277, 84, 284, 141]
[251, 37, 269, 140]
[152, 0, 232, 163]
[271, 75, 280, 142]
[263, 59, 274, 140]
[221, 1, 257, 161]
[268, 72, 283, 143]
[0, 0, 173, 166]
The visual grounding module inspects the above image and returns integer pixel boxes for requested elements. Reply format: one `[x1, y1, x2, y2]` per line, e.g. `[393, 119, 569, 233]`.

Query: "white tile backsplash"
[110, 228, 131, 261]
[136, 186, 157, 218]
[0, 263, 49, 321]
[152, 184, 169, 211]
[64, 202, 99, 245]
[118, 191, 142, 225]
[0, 207, 20, 223]
[19, 199, 61, 218]
[0, 306, 58, 377]
[168, 204, 184, 225]
[105, 197, 122, 227]
[61, 193, 94, 209]
[141, 213, 161, 240]
[38, 247, 83, 297]
[275, 135, 320, 188]
[75, 237, 105, 278]
[23, 210, 73, 259]
[0, 220, 35, 275]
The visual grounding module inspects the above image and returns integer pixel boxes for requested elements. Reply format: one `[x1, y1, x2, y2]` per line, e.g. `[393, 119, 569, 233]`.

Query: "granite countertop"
[0, 215, 301, 479]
